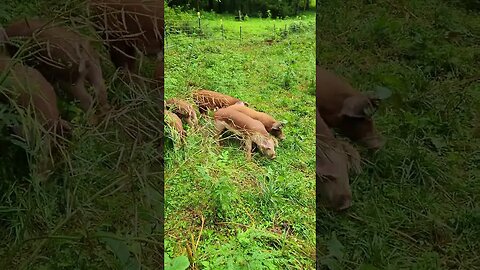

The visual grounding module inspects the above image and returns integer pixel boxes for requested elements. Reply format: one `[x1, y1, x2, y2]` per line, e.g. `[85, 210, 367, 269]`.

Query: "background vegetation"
[164, 5, 316, 270]
[316, 0, 480, 269]
[167, 0, 316, 18]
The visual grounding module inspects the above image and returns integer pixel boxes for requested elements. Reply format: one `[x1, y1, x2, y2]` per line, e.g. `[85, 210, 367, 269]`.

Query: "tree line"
[167, 0, 315, 18]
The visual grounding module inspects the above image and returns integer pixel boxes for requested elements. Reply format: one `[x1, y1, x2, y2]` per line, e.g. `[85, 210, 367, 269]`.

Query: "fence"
[164, 13, 315, 49]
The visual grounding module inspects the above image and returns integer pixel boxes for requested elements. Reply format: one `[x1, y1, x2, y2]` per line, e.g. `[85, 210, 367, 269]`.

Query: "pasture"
[164, 7, 316, 269]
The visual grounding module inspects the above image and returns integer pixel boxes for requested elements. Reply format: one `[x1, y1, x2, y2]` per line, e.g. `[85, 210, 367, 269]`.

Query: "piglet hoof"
[87, 115, 100, 126]
[57, 119, 72, 137]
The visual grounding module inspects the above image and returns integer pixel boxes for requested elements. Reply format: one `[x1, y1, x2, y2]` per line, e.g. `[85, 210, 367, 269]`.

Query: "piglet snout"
[334, 194, 352, 211]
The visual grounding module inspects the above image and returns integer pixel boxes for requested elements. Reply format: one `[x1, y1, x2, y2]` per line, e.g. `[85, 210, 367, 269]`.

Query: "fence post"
[221, 19, 224, 39]
[197, 12, 201, 31]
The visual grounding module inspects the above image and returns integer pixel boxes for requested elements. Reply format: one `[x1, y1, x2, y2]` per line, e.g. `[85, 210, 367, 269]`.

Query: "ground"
[1, 1, 163, 269]
[164, 7, 316, 270]
[316, 1, 480, 269]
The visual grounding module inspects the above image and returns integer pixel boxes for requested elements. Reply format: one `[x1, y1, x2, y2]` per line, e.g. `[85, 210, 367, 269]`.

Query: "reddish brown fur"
[4, 19, 109, 114]
[317, 66, 384, 149]
[1, 53, 72, 180]
[227, 104, 285, 139]
[165, 98, 198, 126]
[88, 0, 164, 74]
[193, 90, 247, 114]
[214, 107, 277, 160]
[165, 110, 185, 142]
[0, 54, 70, 135]
[317, 110, 360, 211]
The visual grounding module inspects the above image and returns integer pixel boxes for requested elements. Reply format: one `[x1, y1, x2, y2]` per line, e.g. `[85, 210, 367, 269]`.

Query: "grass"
[164, 8, 316, 270]
[316, 0, 480, 269]
[1, 0, 163, 269]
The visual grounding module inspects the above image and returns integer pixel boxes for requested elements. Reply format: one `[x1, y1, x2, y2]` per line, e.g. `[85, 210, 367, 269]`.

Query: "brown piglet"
[1, 53, 72, 180]
[165, 110, 185, 143]
[193, 89, 248, 114]
[0, 54, 71, 136]
[88, 0, 164, 76]
[4, 19, 109, 115]
[317, 66, 385, 150]
[165, 98, 198, 126]
[214, 107, 277, 161]
[227, 104, 285, 140]
[317, 110, 361, 211]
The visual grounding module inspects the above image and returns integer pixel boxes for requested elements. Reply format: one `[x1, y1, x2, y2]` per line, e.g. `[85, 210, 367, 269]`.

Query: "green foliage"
[168, 0, 315, 18]
[165, 9, 315, 269]
[165, 254, 190, 270]
[1, 0, 163, 268]
[317, 0, 480, 269]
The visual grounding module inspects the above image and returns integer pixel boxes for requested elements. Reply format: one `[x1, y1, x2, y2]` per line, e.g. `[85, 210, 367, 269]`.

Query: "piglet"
[227, 104, 285, 140]
[317, 110, 361, 211]
[88, 0, 164, 76]
[4, 19, 109, 115]
[1, 53, 72, 180]
[165, 98, 198, 127]
[193, 89, 248, 114]
[164, 110, 185, 142]
[214, 106, 277, 161]
[0, 54, 71, 136]
[317, 66, 385, 150]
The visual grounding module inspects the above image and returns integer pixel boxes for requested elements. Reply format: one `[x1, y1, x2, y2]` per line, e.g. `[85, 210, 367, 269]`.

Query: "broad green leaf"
[99, 233, 131, 265]
[326, 233, 345, 259]
[373, 86, 392, 100]
[165, 255, 190, 270]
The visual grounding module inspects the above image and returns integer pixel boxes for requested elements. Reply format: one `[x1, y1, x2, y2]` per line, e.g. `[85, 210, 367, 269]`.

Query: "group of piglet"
[316, 65, 390, 211]
[0, 0, 163, 176]
[165, 89, 286, 161]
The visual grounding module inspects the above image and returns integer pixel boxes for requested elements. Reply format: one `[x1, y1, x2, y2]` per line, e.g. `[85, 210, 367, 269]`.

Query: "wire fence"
[164, 13, 315, 50]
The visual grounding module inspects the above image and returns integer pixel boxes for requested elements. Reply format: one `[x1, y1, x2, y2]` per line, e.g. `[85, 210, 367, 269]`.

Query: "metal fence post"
[221, 19, 224, 39]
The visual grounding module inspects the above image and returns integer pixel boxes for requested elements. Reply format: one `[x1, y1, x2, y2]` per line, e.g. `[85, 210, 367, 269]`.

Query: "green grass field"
[316, 1, 480, 269]
[164, 8, 316, 269]
[1, 1, 163, 268]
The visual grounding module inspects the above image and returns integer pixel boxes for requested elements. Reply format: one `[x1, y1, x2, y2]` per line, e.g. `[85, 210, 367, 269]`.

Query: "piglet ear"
[259, 137, 275, 149]
[271, 122, 283, 130]
[272, 136, 278, 147]
[339, 96, 369, 118]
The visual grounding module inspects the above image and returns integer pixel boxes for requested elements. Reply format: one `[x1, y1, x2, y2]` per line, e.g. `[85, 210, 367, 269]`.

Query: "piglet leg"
[245, 138, 253, 161]
[214, 120, 225, 146]
[186, 117, 195, 127]
[71, 72, 93, 112]
[86, 59, 110, 113]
